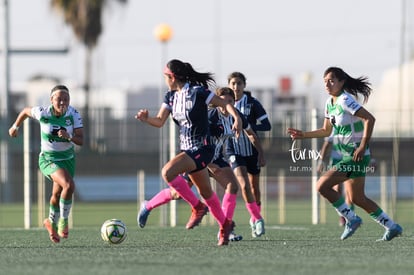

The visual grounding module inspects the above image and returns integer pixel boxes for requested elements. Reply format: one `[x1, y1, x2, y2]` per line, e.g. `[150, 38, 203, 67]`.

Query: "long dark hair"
[227, 71, 247, 85]
[324, 67, 371, 103]
[165, 59, 215, 88]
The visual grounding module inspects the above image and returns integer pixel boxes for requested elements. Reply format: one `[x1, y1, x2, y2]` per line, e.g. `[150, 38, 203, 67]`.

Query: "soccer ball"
[100, 219, 127, 244]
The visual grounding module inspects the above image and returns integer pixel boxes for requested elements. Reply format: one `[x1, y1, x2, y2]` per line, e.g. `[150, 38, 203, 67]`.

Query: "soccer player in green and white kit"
[288, 67, 402, 241]
[9, 85, 83, 243]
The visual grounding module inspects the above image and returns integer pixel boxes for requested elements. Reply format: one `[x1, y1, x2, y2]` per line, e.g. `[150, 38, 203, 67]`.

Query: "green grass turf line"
[1, 199, 413, 228]
[1, 200, 414, 275]
[0, 224, 413, 275]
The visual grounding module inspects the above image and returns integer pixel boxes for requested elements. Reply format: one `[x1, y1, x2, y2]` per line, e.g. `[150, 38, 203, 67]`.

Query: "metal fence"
[1, 106, 414, 228]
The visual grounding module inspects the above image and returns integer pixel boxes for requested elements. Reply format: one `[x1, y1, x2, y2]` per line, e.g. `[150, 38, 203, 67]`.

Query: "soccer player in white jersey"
[9, 85, 83, 243]
[288, 67, 402, 241]
[135, 59, 242, 246]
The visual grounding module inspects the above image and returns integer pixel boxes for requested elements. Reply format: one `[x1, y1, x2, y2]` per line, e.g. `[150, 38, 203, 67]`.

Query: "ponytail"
[165, 59, 215, 88]
[324, 67, 371, 103]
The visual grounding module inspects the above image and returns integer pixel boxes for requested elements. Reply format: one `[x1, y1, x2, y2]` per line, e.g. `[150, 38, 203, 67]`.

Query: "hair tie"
[50, 89, 69, 98]
[164, 66, 174, 77]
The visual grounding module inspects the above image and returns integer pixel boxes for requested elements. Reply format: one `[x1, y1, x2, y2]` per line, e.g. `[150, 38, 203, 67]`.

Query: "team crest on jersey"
[185, 101, 193, 110]
[65, 119, 72, 126]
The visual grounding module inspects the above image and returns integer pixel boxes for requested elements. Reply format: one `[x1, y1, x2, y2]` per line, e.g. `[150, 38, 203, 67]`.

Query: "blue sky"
[2, 0, 412, 94]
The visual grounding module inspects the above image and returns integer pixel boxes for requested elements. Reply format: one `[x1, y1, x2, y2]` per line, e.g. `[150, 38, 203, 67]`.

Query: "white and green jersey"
[324, 91, 370, 161]
[31, 105, 83, 161]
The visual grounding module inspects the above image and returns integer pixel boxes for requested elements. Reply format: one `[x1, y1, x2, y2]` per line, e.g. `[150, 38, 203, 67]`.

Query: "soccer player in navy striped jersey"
[209, 87, 266, 240]
[137, 87, 264, 242]
[227, 72, 271, 237]
[135, 59, 242, 246]
[9, 85, 83, 243]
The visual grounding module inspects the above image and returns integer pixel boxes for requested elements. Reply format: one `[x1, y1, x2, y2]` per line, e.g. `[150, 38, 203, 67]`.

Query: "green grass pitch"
[0, 200, 413, 275]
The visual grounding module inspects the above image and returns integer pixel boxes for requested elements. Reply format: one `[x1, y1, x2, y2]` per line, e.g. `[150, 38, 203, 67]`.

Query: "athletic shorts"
[38, 153, 75, 181]
[228, 154, 260, 175]
[331, 155, 371, 179]
[184, 145, 214, 173]
[207, 157, 230, 177]
[212, 157, 230, 169]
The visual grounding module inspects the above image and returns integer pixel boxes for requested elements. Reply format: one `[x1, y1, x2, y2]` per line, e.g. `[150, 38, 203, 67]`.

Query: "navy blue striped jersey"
[229, 92, 270, 156]
[208, 108, 249, 160]
[163, 83, 215, 151]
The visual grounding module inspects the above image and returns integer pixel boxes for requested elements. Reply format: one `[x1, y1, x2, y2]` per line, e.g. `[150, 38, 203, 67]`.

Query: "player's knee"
[316, 182, 328, 195]
[61, 179, 75, 194]
[229, 184, 238, 194]
[171, 190, 181, 200]
[161, 166, 175, 183]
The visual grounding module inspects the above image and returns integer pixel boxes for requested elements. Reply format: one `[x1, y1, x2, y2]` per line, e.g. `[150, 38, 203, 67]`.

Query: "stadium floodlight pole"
[311, 108, 320, 224]
[154, 23, 174, 227]
[23, 120, 32, 229]
[0, 0, 11, 203]
[390, 0, 407, 219]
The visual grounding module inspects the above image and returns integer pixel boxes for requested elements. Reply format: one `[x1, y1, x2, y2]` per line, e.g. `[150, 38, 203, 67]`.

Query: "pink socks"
[221, 193, 237, 221]
[246, 201, 262, 222]
[146, 188, 173, 211]
[167, 176, 199, 207]
[204, 192, 226, 226]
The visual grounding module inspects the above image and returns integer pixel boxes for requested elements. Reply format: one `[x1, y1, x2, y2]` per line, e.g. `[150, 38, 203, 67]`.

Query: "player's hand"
[353, 147, 364, 162]
[135, 109, 149, 122]
[287, 128, 303, 140]
[258, 153, 266, 167]
[232, 117, 242, 138]
[57, 129, 70, 140]
[9, 125, 19, 137]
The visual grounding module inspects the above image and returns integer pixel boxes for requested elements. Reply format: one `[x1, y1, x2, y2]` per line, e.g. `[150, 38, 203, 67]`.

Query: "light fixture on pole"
[154, 23, 173, 44]
[154, 23, 175, 226]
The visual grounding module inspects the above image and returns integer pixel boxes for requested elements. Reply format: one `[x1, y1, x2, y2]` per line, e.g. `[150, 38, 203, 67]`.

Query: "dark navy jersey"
[235, 92, 270, 132]
[208, 108, 249, 160]
[163, 83, 215, 151]
[230, 92, 270, 156]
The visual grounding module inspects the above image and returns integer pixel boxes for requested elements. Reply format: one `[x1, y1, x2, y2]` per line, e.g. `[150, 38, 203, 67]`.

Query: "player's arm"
[244, 127, 266, 167]
[9, 107, 32, 137]
[353, 106, 375, 161]
[135, 106, 170, 128]
[287, 118, 332, 140]
[210, 95, 242, 138]
[254, 116, 271, 132]
[252, 99, 271, 132]
[71, 128, 84, 146]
